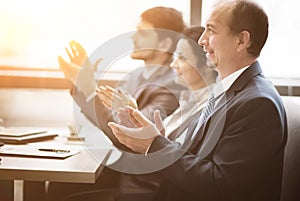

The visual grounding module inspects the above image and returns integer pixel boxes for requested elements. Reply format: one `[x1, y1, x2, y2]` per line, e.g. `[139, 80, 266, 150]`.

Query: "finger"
[108, 122, 131, 137]
[118, 118, 134, 128]
[153, 110, 165, 135]
[105, 85, 116, 93]
[101, 86, 116, 100]
[73, 40, 86, 54]
[58, 56, 68, 65]
[117, 108, 135, 127]
[98, 89, 114, 99]
[98, 95, 112, 109]
[65, 47, 73, 60]
[128, 96, 138, 109]
[97, 90, 112, 105]
[97, 85, 106, 91]
[98, 85, 115, 95]
[116, 89, 129, 100]
[102, 100, 112, 109]
[58, 56, 68, 74]
[112, 92, 126, 103]
[58, 56, 72, 72]
[108, 122, 126, 142]
[131, 108, 152, 127]
[69, 41, 78, 57]
[126, 106, 142, 127]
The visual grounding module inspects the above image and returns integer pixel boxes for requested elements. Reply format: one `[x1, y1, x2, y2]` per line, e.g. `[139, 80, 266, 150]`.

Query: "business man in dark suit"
[109, 1, 288, 200]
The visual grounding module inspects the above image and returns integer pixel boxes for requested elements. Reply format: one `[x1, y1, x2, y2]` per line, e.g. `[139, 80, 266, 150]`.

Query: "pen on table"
[38, 148, 70, 153]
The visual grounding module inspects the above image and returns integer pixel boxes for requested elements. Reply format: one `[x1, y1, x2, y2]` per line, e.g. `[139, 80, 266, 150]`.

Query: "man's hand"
[108, 107, 162, 154]
[117, 106, 165, 134]
[58, 56, 80, 85]
[66, 40, 93, 69]
[59, 40, 103, 98]
[97, 85, 138, 110]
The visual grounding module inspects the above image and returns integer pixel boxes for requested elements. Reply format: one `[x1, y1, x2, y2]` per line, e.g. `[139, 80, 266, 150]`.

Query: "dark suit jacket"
[149, 61, 288, 201]
[72, 66, 184, 149]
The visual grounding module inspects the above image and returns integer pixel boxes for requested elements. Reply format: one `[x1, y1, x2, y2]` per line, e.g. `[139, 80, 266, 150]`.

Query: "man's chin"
[130, 52, 145, 60]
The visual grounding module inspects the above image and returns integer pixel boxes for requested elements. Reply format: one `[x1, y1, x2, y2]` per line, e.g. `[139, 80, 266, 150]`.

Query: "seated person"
[58, 7, 186, 150]
[97, 26, 217, 144]
[108, 1, 287, 200]
[48, 26, 217, 201]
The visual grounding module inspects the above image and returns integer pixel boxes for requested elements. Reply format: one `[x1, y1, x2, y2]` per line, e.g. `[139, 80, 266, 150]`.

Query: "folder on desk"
[0, 127, 58, 144]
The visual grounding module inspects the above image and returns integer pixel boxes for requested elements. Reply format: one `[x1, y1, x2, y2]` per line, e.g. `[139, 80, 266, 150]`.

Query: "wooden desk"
[0, 128, 112, 201]
[0, 148, 110, 183]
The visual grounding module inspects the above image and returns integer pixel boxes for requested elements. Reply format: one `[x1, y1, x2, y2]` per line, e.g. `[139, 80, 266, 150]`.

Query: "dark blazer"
[72, 66, 184, 149]
[149, 61, 288, 201]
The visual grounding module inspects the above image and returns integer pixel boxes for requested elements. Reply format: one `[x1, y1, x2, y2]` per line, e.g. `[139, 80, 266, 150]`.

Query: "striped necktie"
[185, 93, 216, 143]
[198, 93, 215, 124]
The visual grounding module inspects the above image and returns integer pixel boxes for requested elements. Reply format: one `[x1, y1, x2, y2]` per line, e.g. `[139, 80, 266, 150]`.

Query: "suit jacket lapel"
[191, 61, 263, 158]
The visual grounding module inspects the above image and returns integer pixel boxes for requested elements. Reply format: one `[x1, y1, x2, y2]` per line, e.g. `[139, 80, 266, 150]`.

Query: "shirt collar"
[213, 65, 250, 97]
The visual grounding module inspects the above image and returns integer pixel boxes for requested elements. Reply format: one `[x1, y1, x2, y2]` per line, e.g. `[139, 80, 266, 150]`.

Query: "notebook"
[0, 127, 47, 137]
[0, 127, 58, 144]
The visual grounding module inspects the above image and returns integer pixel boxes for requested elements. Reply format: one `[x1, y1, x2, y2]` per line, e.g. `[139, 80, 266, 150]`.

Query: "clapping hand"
[58, 56, 81, 85]
[65, 40, 93, 69]
[59, 40, 102, 98]
[108, 106, 165, 153]
[96, 85, 138, 110]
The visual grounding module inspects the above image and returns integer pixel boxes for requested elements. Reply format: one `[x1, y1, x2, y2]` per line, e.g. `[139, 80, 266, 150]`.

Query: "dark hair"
[182, 26, 205, 43]
[182, 26, 206, 65]
[224, 0, 269, 57]
[141, 7, 186, 53]
[182, 26, 218, 81]
[141, 7, 185, 33]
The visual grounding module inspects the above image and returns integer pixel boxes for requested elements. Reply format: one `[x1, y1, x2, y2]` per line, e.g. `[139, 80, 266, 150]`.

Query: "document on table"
[0, 127, 58, 144]
[0, 127, 47, 137]
[0, 144, 80, 159]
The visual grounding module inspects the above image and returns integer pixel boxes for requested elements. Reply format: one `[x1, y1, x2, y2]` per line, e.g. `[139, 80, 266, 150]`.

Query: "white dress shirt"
[189, 65, 250, 141]
[163, 84, 215, 144]
[214, 66, 250, 97]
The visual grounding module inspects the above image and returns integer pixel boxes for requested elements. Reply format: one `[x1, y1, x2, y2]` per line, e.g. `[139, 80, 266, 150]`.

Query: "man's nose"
[170, 59, 178, 69]
[198, 31, 208, 47]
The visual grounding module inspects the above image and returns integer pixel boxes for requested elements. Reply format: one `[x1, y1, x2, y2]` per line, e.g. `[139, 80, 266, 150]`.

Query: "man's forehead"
[206, 6, 231, 28]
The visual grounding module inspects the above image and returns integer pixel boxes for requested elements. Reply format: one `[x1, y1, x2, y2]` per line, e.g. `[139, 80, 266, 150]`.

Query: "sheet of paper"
[0, 144, 80, 159]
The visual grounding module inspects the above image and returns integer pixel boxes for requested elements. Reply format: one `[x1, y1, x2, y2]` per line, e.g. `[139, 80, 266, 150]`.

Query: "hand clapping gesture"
[58, 40, 102, 98]
[108, 106, 165, 154]
[96, 85, 138, 110]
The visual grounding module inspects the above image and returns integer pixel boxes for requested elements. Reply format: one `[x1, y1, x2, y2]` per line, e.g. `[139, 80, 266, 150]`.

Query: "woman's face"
[171, 38, 204, 90]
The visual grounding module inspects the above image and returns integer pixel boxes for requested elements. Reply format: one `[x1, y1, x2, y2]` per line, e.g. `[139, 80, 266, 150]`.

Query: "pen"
[38, 148, 70, 153]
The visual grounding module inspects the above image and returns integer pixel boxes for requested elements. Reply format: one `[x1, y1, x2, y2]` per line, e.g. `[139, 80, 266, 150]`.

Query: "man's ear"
[237, 30, 251, 52]
[157, 37, 173, 53]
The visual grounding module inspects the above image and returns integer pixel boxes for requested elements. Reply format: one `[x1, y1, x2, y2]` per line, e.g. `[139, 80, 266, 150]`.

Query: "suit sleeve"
[71, 86, 133, 151]
[137, 86, 180, 121]
[149, 97, 286, 200]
